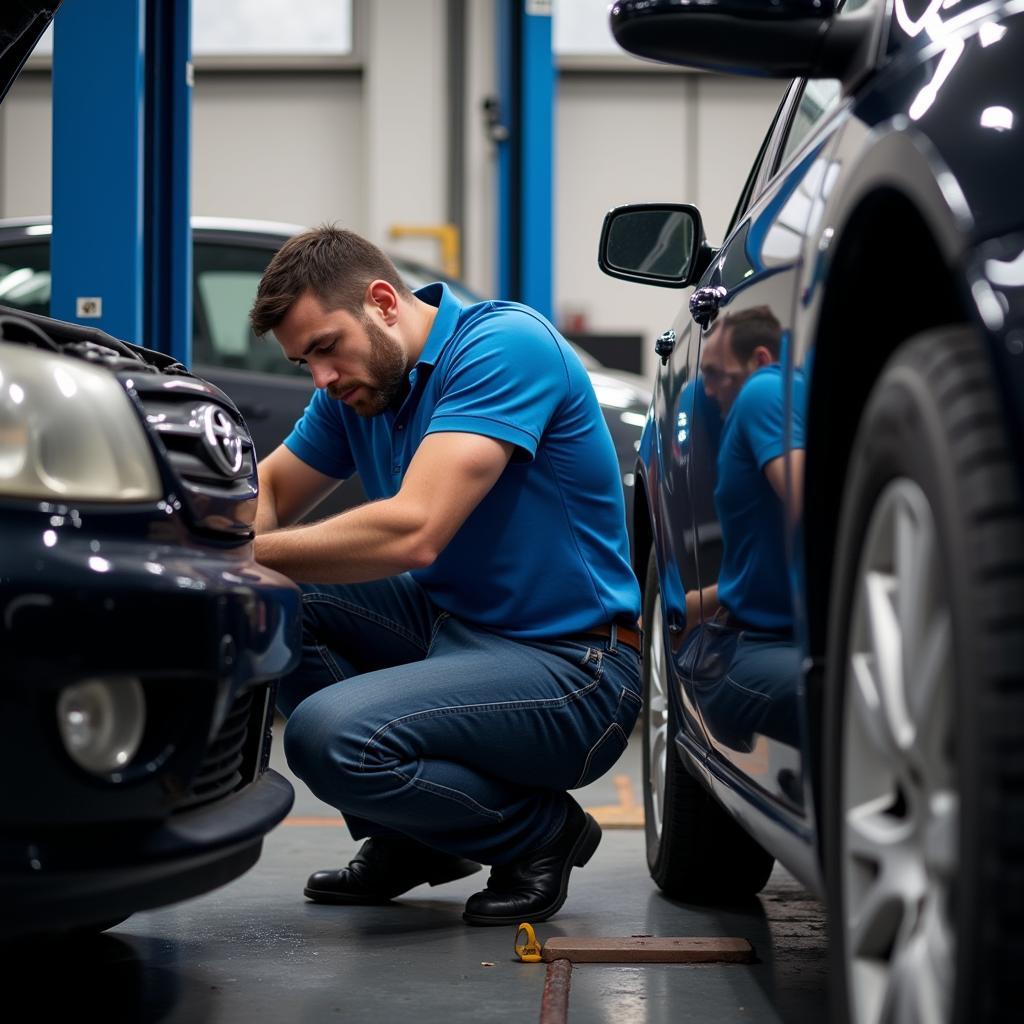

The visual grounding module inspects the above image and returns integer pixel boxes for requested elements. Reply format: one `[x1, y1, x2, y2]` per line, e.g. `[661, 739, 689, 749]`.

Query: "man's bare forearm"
[684, 583, 719, 634]
[254, 475, 280, 535]
[253, 496, 432, 584]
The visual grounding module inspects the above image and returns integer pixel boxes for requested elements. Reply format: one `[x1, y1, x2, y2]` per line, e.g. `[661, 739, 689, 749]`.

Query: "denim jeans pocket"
[571, 685, 642, 789]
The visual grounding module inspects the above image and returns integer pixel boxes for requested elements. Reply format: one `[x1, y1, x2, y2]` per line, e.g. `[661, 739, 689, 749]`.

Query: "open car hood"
[0, 3, 60, 107]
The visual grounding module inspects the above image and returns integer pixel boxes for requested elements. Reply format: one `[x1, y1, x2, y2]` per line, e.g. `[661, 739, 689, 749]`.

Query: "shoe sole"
[304, 859, 483, 905]
[461, 812, 602, 926]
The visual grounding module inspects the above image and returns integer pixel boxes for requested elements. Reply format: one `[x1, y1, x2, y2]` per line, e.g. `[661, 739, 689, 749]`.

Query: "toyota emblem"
[200, 405, 244, 476]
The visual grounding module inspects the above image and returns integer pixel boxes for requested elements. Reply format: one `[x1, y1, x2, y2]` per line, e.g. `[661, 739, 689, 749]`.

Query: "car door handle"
[689, 285, 727, 328]
[238, 403, 270, 421]
[655, 329, 677, 365]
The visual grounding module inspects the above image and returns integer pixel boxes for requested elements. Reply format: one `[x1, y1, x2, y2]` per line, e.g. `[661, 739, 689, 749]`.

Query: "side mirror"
[598, 203, 708, 289]
[610, 0, 874, 83]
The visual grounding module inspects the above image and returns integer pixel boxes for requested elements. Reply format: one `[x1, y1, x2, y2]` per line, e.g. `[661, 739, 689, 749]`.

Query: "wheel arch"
[801, 184, 973, 831]
[632, 469, 654, 599]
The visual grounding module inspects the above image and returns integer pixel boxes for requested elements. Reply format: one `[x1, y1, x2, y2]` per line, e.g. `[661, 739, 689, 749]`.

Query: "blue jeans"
[278, 575, 642, 865]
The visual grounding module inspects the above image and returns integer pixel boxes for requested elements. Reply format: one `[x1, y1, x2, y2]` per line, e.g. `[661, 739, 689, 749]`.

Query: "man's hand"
[253, 432, 515, 583]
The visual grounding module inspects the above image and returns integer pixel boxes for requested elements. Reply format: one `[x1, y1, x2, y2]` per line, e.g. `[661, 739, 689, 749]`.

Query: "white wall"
[0, 70, 366, 233]
[192, 73, 365, 231]
[362, 0, 449, 264]
[460, 0, 498, 298]
[556, 71, 786, 377]
[1, 73, 52, 216]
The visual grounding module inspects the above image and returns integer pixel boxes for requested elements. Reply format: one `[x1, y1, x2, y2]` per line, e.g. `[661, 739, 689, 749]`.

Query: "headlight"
[56, 677, 147, 775]
[0, 344, 161, 501]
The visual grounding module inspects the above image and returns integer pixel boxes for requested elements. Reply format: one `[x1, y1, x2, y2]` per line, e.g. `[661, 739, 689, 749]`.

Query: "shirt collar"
[413, 282, 462, 368]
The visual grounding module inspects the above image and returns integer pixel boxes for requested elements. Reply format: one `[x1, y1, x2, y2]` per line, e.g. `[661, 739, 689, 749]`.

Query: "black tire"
[641, 545, 775, 901]
[823, 327, 1024, 1023]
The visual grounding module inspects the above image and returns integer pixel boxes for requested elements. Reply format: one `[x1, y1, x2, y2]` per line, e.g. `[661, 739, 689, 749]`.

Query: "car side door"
[684, 76, 843, 811]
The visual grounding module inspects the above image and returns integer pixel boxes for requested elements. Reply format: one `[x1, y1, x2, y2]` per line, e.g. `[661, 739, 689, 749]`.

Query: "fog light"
[56, 677, 146, 775]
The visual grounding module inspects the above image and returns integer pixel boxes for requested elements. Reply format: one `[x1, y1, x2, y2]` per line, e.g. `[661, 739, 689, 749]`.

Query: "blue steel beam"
[144, 0, 192, 366]
[496, 0, 516, 302]
[51, 0, 192, 365]
[519, 2, 554, 321]
[496, 1, 554, 320]
[52, 1, 146, 344]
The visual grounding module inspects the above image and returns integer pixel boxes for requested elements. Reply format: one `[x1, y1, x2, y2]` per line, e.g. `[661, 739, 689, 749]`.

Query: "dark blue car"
[0, 5, 301, 939]
[601, 0, 1024, 1020]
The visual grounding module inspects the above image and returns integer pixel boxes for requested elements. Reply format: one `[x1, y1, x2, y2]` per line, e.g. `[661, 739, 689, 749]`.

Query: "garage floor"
[6, 727, 828, 1023]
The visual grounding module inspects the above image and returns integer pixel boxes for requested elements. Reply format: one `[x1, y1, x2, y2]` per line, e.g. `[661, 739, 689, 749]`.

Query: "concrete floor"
[4, 731, 828, 1023]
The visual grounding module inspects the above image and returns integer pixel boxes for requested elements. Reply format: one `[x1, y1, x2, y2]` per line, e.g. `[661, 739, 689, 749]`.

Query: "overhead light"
[980, 106, 1014, 132]
[978, 22, 1007, 47]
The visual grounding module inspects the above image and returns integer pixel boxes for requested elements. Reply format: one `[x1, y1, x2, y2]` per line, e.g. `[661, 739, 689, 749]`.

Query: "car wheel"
[824, 327, 1024, 1024]
[642, 545, 775, 901]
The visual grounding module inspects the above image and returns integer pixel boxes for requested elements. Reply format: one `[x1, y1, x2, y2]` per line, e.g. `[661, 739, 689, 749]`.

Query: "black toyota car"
[601, 0, 1024, 1021]
[0, 4, 301, 939]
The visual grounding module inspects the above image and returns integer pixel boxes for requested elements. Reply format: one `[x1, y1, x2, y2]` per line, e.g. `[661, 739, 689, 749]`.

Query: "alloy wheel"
[646, 590, 668, 843]
[842, 478, 957, 1024]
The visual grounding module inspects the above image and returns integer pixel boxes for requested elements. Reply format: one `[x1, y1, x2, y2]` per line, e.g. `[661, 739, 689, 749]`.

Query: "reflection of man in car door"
[247, 226, 642, 926]
[686, 307, 806, 754]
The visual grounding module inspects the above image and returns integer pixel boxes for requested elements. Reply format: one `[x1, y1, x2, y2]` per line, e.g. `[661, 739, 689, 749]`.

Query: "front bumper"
[1, 768, 295, 938]
[1, 525, 300, 826]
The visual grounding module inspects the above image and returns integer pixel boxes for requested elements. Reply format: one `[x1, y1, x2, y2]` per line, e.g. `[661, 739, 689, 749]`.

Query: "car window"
[0, 243, 52, 317]
[193, 241, 304, 376]
[774, 78, 842, 173]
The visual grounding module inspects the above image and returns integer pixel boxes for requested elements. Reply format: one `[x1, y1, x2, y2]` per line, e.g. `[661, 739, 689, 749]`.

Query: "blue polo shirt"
[714, 364, 806, 631]
[283, 283, 640, 639]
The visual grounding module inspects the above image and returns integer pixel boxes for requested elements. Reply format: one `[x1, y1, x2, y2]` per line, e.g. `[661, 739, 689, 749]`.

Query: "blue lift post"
[496, 0, 554, 321]
[51, 0, 192, 366]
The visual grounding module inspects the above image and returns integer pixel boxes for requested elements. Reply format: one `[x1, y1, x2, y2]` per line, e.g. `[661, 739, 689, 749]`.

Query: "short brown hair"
[249, 224, 413, 337]
[719, 306, 782, 362]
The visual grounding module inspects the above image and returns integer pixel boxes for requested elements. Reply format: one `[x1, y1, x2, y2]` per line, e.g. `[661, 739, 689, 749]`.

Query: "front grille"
[142, 394, 255, 495]
[129, 382, 258, 537]
[174, 688, 258, 813]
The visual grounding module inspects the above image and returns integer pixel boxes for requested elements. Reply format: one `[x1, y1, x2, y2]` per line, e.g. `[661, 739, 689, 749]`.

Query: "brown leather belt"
[580, 622, 643, 655]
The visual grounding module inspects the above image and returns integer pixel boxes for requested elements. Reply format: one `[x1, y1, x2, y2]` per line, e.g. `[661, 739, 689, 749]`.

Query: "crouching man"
[251, 226, 641, 925]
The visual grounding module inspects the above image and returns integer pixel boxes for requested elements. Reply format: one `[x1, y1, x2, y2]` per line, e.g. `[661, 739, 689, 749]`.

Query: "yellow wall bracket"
[389, 223, 461, 279]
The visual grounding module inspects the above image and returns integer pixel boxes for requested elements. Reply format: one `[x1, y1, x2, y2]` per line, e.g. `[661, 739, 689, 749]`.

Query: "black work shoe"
[462, 800, 601, 926]
[304, 836, 483, 905]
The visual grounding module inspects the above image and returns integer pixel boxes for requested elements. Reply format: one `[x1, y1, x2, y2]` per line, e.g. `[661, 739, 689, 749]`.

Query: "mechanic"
[249, 225, 642, 926]
[686, 306, 806, 634]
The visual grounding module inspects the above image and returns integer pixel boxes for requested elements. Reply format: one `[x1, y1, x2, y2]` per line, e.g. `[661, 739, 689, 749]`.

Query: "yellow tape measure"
[515, 922, 543, 963]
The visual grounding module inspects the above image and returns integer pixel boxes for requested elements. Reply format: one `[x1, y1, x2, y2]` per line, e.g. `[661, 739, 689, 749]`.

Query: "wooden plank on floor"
[585, 774, 644, 829]
[541, 936, 754, 964]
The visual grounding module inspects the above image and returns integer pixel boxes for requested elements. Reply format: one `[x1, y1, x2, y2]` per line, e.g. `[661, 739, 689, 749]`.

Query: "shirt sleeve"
[282, 387, 356, 479]
[425, 308, 571, 460]
[736, 371, 787, 471]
